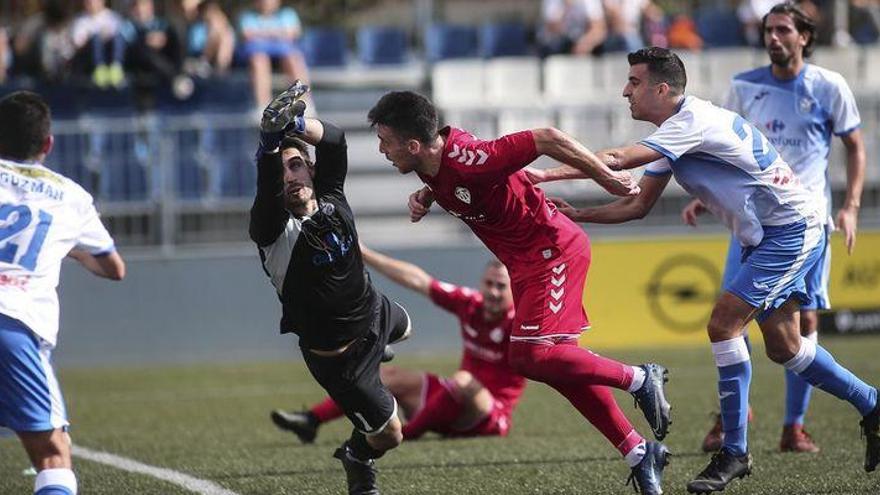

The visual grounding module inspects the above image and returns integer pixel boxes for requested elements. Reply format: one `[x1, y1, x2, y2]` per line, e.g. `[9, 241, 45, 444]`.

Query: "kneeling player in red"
[271, 245, 526, 441]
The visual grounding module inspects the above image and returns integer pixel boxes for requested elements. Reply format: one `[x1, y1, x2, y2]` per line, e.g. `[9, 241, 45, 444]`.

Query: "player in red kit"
[272, 245, 526, 441]
[366, 91, 672, 494]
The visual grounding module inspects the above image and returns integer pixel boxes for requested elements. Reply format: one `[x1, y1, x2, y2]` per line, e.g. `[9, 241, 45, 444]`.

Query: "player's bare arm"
[531, 127, 640, 196]
[558, 173, 670, 224]
[67, 248, 126, 281]
[838, 128, 866, 254]
[359, 244, 432, 296]
[597, 143, 664, 171]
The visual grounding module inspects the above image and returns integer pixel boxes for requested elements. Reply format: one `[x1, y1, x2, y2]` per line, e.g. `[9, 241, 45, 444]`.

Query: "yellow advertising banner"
[580, 230, 880, 350]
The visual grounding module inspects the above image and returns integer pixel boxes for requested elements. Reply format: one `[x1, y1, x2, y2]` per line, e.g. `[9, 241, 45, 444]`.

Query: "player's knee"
[764, 340, 798, 364]
[375, 418, 403, 449]
[450, 370, 476, 393]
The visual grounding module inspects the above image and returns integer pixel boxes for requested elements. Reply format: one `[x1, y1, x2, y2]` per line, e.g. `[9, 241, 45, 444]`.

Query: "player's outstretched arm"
[556, 173, 670, 224]
[837, 129, 866, 254]
[67, 249, 125, 281]
[360, 243, 432, 297]
[596, 143, 665, 171]
[531, 128, 640, 196]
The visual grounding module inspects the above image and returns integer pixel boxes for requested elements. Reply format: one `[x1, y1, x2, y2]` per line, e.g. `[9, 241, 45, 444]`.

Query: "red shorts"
[509, 244, 591, 342]
[423, 373, 512, 438]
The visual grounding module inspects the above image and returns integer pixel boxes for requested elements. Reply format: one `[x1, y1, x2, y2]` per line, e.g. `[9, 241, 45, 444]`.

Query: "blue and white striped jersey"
[725, 64, 860, 222]
[0, 158, 115, 347]
[642, 96, 821, 247]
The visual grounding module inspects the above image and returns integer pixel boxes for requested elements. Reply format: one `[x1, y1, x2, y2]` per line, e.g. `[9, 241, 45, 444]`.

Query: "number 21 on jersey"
[0, 203, 53, 271]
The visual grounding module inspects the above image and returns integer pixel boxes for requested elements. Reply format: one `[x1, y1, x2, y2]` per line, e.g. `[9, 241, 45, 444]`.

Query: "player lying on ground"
[531, 46, 879, 495]
[272, 245, 526, 441]
[249, 82, 412, 495]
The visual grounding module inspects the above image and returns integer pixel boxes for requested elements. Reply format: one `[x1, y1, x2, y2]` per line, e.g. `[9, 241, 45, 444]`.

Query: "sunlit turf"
[3, 336, 880, 494]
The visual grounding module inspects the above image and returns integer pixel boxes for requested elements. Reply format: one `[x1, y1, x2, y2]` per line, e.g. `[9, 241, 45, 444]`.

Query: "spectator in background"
[738, 0, 780, 45]
[538, 0, 608, 57]
[71, 0, 127, 88]
[602, 0, 665, 52]
[238, 0, 310, 108]
[123, 0, 193, 109]
[180, 0, 234, 76]
[666, 14, 703, 50]
[11, 0, 76, 82]
[849, 0, 880, 44]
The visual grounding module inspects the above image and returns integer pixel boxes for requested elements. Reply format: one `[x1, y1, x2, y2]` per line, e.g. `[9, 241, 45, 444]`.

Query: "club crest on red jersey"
[455, 186, 472, 204]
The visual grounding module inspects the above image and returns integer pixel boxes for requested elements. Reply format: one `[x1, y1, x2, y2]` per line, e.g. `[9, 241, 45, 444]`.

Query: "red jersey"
[418, 127, 587, 283]
[428, 279, 526, 412]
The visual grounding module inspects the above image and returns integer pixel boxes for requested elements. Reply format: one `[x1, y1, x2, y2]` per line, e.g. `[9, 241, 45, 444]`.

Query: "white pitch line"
[72, 445, 241, 495]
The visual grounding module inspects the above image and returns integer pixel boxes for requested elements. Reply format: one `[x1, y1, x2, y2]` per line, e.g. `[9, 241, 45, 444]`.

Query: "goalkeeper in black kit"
[249, 82, 412, 495]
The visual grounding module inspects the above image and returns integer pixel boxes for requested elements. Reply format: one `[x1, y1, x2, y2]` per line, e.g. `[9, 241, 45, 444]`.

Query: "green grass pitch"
[3, 336, 880, 494]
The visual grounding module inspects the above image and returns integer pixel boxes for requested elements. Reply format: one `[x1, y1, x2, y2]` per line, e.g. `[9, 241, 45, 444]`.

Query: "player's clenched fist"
[408, 187, 434, 223]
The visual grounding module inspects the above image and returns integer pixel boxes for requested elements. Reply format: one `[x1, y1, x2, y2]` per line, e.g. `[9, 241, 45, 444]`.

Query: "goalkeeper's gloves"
[259, 80, 309, 152]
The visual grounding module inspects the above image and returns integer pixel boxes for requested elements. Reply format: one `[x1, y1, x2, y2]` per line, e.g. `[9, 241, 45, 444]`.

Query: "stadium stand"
[301, 27, 347, 68]
[479, 21, 529, 58]
[1, 1, 878, 250]
[357, 25, 408, 65]
[694, 6, 747, 48]
[425, 23, 479, 61]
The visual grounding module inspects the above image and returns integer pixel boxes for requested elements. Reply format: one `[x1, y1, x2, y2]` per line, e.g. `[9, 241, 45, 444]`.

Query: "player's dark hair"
[486, 259, 506, 271]
[367, 91, 438, 144]
[762, 2, 816, 58]
[627, 47, 687, 95]
[280, 134, 312, 165]
[0, 91, 51, 161]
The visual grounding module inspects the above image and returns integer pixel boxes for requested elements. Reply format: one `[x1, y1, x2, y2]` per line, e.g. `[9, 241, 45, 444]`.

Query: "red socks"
[310, 397, 344, 423]
[509, 340, 641, 455]
[402, 381, 464, 439]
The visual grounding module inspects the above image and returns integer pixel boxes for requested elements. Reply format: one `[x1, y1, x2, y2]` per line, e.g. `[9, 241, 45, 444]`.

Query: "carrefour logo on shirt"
[764, 119, 786, 134]
[762, 118, 805, 149]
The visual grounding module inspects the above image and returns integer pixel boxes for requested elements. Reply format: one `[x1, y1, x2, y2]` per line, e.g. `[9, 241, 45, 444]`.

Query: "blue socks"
[784, 336, 878, 417]
[712, 337, 752, 456]
[783, 333, 816, 425]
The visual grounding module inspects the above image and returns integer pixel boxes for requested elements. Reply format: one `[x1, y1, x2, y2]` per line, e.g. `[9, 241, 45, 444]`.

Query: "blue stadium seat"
[357, 26, 408, 65]
[425, 24, 479, 62]
[302, 28, 347, 67]
[479, 22, 529, 58]
[695, 8, 747, 48]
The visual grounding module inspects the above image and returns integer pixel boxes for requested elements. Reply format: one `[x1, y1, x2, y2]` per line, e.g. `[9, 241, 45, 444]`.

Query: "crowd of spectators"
[0, 0, 309, 112]
[0, 0, 879, 114]
[537, 0, 880, 56]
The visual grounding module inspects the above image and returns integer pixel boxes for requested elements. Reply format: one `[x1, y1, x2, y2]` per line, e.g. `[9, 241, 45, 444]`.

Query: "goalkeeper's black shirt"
[249, 121, 378, 351]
